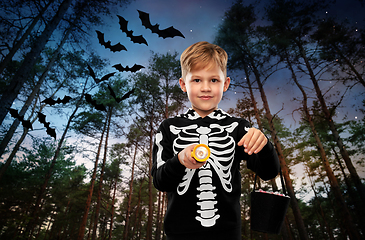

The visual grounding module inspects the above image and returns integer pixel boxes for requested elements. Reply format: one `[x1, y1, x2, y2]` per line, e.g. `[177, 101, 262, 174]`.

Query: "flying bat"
[37, 112, 56, 139]
[45, 123, 56, 139]
[38, 112, 47, 124]
[112, 63, 144, 73]
[117, 15, 148, 45]
[8, 108, 33, 130]
[96, 30, 127, 52]
[85, 94, 107, 111]
[138, 10, 185, 39]
[108, 84, 135, 103]
[87, 64, 116, 84]
[42, 95, 72, 106]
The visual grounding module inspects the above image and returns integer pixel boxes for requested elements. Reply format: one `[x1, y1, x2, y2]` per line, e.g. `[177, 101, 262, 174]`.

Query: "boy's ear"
[179, 78, 187, 92]
[223, 77, 231, 92]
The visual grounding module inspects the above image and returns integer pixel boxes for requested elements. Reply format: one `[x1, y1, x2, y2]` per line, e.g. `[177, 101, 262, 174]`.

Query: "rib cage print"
[170, 121, 239, 227]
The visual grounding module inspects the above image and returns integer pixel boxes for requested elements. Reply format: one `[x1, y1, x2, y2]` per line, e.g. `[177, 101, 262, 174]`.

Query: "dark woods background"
[0, 0, 364, 239]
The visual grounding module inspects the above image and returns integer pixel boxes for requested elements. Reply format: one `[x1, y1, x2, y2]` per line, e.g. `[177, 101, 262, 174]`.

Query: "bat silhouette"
[87, 64, 116, 84]
[85, 94, 107, 111]
[108, 84, 135, 103]
[42, 95, 72, 106]
[96, 30, 127, 52]
[138, 10, 185, 39]
[117, 15, 148, 45]
[112, 63, 144, 73]
[38, 112, 56, 139]
[9, 108, 33, 130]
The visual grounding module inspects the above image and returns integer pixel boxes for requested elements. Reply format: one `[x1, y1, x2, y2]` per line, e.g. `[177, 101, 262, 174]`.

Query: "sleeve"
[237, 119, 280, 181]
[151, 120, 186, 192]
[248, 141, 280, 180]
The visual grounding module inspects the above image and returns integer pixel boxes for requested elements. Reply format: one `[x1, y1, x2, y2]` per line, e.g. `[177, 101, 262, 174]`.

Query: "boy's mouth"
[199, 96, 212, 100]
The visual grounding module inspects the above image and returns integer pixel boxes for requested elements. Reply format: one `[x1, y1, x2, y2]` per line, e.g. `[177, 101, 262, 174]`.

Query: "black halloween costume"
[152, 109, 280, 240]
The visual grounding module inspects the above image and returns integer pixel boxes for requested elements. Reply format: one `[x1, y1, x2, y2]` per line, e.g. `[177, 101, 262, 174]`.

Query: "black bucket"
[250, 169, 290, 234]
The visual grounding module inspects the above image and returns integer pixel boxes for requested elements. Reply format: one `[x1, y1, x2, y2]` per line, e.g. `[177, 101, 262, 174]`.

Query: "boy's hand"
[238, 128, 267, 155]
[178, 144, 206, 169]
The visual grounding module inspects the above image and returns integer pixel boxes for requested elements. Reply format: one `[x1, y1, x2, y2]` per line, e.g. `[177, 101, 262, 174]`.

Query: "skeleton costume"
[152, 109, 280, 240]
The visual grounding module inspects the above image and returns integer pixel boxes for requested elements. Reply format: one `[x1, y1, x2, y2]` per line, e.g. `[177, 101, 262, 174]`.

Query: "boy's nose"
[201, 81, 211, 91]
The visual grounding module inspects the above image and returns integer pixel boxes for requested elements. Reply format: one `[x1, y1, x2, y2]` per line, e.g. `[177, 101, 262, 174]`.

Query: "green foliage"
[0, 138, 87, 239]
[72, 111, 105, 136]
[132, 51, 187, 119]
[227, 97, 264, 125]
[347, 101, 365, 155]
[115, 178, 156, 240]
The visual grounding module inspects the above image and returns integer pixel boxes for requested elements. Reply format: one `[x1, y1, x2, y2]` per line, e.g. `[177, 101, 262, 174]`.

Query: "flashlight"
[191, 144, 210, 162]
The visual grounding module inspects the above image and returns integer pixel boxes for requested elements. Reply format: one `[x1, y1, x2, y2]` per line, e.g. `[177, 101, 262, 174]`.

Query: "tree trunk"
[0, 0, 54, 75]
[331, 146, 365, 235]
[131, 179, 145, 238]
[306, 167, 334, 240]
[92, 107, 112, 240]
[160, 192, 166, 239]
[243, 61, 262, 131]
[78, 129, 106, 240]
[123, 142, 138, 240]
[252, 64, 309, 240]
[0, 100, 47, 183]
[146, 119, 154, 240]
[0, 19, 74, 154]
[23, 81, 86, 239]
[244, 62, 290, 239]
[0, 24, 73, 179]
[331, 43, 365, 88]
[86, 208, 95, 240]
[289, 55, 362, 239]
[77, 108, 108, 240]
[0, 0, 73, 125]
[108, 178, 118, 240]
[298, 43, 365, 205]
[284, 216, 294, 240]
[155, 191, 162, 240]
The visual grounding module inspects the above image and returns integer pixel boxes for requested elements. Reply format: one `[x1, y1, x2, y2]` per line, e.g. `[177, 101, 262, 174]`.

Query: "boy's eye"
[193, 79, 200, 82]
[211, 79, 218, 82]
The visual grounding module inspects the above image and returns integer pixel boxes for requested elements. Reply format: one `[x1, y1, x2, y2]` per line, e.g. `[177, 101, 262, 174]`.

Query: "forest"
[0, 0, 364, 239]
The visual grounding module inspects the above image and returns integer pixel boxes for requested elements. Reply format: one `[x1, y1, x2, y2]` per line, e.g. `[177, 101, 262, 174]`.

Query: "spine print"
[196, 164, 220, 227]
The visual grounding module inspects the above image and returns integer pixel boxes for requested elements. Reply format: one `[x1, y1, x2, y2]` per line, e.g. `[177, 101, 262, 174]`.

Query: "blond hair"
[180, 41, 228, 79]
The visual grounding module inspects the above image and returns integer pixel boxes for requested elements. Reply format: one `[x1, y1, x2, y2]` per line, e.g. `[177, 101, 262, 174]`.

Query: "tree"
[23, 73, 89, 239]
[0, 0, 132, 125]
[265, 4, 364, 238]
[0, 48, 91, 180]
[91, 106, 112, 240]
[0, 0, 54, 75]
[131, 51, 187, 240]
[76, 111, 107, 240]
[215, 2, 308, 239]
[122, 126, 143, 240]
[75, 76, 132, 239]
[311, 18, 365, 88]
[291, 65, 361, 237]
[0, 137, 85, 239]
[0, 0, 74, 125]
[262, 9, 365, 234]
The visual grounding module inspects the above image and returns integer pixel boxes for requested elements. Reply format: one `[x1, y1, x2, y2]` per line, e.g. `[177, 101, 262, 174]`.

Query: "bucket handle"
[253, 167, 288, 196]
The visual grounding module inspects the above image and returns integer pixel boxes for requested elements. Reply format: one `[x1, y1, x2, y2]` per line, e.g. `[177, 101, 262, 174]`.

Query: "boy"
[152, 41, 280, 239]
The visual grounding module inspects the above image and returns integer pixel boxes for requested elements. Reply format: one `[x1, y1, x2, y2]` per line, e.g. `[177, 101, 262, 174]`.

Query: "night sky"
[86, 0, 365, 130]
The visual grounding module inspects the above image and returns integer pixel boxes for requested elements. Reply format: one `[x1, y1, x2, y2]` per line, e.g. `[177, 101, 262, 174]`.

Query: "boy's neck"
[192, 107, 218, 118]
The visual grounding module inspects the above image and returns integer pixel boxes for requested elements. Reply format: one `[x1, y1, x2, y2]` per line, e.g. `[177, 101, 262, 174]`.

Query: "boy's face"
[179, 63, 230, 118]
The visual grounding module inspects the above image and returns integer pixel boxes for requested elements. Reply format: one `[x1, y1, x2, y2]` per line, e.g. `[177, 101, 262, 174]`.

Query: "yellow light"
[191, 144, 210, 162]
